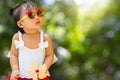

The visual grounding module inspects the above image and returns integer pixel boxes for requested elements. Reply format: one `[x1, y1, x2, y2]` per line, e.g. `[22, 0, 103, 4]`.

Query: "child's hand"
[10, 70, 20, 80]
[38, 65, 47, 79]
[39, 65, 47, 73]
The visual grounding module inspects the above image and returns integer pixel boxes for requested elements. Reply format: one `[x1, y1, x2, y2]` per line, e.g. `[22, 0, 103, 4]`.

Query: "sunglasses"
[18, 7, 45, 22]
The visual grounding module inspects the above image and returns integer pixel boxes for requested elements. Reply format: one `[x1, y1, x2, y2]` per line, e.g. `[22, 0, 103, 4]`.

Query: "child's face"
[18, 7, 45, 31]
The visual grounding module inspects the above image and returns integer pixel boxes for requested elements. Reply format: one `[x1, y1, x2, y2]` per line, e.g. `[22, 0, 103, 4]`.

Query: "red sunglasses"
[18, 7, 45, 22]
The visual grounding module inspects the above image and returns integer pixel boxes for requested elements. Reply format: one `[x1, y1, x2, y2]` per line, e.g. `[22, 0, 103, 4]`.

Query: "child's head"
[10, 1, 45, 33]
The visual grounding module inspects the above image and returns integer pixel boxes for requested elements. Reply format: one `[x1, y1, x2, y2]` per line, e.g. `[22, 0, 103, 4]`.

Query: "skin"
[10, 7, 54, 80]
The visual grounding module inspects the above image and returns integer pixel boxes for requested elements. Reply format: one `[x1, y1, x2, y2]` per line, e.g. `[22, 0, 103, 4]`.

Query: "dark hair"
[9, 0, 37, 33]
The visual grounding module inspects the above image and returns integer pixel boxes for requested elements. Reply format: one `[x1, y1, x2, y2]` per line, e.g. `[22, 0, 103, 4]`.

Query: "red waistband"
[17, 76, 50, 80]
[7, 75, 50, 80]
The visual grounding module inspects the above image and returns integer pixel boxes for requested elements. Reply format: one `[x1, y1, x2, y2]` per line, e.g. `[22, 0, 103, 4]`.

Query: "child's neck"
[24, 30, 39, 35]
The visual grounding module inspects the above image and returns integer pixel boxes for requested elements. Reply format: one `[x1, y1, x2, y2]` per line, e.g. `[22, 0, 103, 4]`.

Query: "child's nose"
[35, 15, 39, 19]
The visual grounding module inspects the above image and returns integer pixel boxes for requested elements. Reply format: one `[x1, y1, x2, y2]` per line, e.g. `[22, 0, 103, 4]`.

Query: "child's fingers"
[10, 77, 17, 80]
[15, 73, 20, 79]
[39, 65, 47, 73]
[15, 70, 20, 78]
[11, 71, 20, 80]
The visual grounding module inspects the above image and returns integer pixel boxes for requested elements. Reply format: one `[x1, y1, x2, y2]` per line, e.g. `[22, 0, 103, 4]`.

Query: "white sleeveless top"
[13, 30, 57, 78]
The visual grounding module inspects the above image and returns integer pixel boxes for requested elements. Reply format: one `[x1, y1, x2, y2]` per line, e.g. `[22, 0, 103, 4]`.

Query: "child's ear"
[17, 21, 24, 28]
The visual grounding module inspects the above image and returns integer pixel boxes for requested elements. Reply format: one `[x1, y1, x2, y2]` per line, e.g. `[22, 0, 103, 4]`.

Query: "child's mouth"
[35, 21, 40, 24]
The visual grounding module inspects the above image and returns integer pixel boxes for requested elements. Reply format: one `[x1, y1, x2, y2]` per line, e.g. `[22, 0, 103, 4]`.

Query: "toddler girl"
[7, 1, 57, 80]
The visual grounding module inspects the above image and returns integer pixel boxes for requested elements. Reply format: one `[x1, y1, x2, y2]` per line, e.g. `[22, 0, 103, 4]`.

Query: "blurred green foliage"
[0, 0, 120, 80]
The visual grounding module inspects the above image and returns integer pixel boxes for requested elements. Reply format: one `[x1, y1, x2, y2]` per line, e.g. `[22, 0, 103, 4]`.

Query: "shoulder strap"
[38, 30, 49, 48]
[14, 31, 24, 48]
[40, 30, 44, 43]
[18, 31, 23, 41]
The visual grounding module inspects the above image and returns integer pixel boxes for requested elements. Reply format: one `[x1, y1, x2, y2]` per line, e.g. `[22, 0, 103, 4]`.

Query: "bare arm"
[9, 33, 20, 80]
[43, 34, 54, 71]
[10, 33, 19, 71]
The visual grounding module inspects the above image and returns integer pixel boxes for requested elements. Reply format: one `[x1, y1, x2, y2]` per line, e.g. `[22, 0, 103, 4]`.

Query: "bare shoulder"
[12, 32, 19, 41]
[44, 33, 52, 41]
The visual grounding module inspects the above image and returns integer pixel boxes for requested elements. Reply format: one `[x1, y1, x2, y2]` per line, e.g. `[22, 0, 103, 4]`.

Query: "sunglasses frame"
[18, 7, 45, 22]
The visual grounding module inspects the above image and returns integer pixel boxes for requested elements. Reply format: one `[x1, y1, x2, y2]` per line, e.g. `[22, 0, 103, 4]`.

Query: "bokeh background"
[0, 0, 120, 80]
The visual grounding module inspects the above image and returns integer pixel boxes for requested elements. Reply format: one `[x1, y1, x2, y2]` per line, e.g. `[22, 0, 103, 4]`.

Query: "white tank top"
[13, 30, 57, 78]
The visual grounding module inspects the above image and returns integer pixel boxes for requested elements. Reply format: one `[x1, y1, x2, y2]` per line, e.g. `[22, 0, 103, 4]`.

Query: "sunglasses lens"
[28, 12, 35, 19]
[37, 10, 44, 17]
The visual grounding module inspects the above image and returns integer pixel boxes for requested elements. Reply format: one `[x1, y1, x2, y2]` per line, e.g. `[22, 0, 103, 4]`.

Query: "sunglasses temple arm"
[18, 15, 28, 22]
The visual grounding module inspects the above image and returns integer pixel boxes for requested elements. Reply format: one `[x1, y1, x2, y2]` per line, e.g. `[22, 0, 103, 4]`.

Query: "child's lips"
[35, 20, 40, 24]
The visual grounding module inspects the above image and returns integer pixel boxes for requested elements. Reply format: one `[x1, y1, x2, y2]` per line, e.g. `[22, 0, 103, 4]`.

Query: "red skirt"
[7, 75, 50, 80]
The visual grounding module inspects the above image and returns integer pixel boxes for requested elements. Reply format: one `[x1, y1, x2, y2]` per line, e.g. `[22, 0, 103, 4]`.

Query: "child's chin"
[34, 24, 41, 27]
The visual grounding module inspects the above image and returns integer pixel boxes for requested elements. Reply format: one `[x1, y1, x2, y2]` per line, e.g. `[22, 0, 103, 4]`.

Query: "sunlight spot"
[106, 31, 114, 38]
[62, 0, 72, 5]
[106, 64, 115, 74]
[74, 0, 110, 11]
[57, 46, 70, 59]
[115, 22, 120, 31]
[54, 27, 65, 42]
[0, 24, 5, 33]
[0, 75, 7, 80]
[44, 0, 55, 5]
[56, 12, 65, 24]
[84, 62, 93, 70]
[74, 0, 98, 6]
[103, 49, 109, 57]
[114, 71, 120, 79]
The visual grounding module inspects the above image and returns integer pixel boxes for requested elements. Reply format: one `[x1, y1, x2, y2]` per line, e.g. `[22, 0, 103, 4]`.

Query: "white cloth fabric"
[8, 30, 57, 78]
